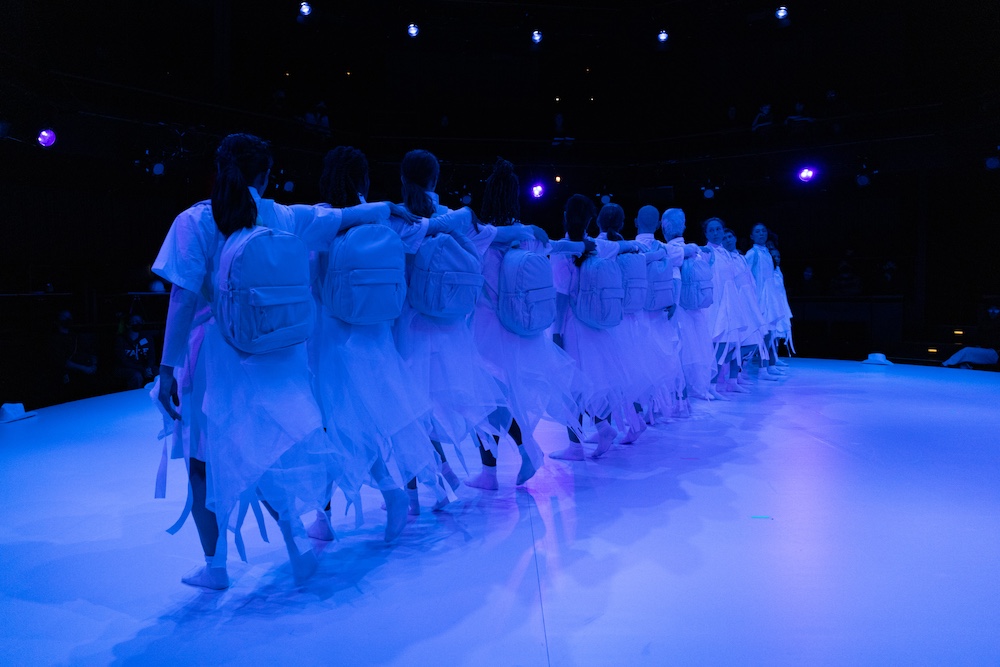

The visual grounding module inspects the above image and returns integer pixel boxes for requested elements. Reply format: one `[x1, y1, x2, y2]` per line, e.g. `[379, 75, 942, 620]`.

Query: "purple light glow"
[37, 129, 56, 148]
[299, 2, 312, 16]
[658, 30, 669, 43]
[531, 184, 544, 198]
[532, 30, 543, 44]
[407, 23, 419, 38]
[798, 167, 815, 182]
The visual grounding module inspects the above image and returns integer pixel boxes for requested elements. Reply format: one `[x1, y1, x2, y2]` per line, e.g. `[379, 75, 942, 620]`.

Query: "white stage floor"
[2, 359, 998, 666]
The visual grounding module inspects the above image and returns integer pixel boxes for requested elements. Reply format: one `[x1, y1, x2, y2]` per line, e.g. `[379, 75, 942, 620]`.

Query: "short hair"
[636, 205, 659, 234]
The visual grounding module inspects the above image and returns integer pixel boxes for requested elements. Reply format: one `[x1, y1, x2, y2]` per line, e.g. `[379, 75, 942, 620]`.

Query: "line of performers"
[152, 133, 794, 591]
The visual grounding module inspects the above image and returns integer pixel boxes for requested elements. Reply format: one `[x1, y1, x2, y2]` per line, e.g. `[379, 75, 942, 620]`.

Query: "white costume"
[153, 190, 350, 566]
[394, 194, 508, 453]
[472, 228, 581, 467]
[309, 204, 445, 516]
[551, 238, 634, 429]
[633, 233, 685, 417]
[668, 238, 715, 398]
[703, 242, 748, 362]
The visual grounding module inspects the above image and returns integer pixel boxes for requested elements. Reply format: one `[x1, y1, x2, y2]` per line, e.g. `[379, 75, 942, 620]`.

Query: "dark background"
[2, 0, 999, 407]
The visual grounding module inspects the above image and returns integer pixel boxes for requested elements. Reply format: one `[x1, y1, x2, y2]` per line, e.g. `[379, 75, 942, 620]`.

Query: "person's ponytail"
[211, 133, 272, 237]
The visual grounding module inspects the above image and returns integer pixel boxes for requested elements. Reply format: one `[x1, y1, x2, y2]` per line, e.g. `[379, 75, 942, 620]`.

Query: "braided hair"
[400, 149, 440, 218]
[211, 133, 273, 237]
[564, 194, 597, 267]
[596, 203, 625, 241]
[480, 157, 520, 226]
[319, 146, 369, 207]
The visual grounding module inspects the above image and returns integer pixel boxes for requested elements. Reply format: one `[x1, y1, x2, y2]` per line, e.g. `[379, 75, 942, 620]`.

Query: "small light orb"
[152, 163, 165, 176]
[37, 128, 56, 148]
[658, 30, 669, 43]
[283, 180, 295, 193]
[408, 23, 419, 38]
[531, 184, 544, 198]
[986, 156, 1000, 170]
[532, 30, 543, 44]
[798, 167, 815, 182]
[775, 6, 788, 20]
[299, 2, 312, 16]
[555, 176, 561, 183]
[702, 187, 715, 199]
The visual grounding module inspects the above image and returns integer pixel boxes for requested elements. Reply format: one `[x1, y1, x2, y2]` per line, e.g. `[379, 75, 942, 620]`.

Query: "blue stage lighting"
[532, 30, 543, 44]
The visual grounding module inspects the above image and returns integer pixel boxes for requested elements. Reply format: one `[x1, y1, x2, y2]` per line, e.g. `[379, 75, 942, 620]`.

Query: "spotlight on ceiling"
[299, 2, 312, 16]
[532, 30, 543, 44]
[531, 184, 544, 198]
[37, 128, 56, 148]
[775, 6, 789, 20]
[658, 30, 669, 43]
[797, 167, 816, 183]
[407, 23, 419, 38]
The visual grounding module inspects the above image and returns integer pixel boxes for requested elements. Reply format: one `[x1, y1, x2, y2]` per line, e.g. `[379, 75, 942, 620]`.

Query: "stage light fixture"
[531, 184, 544, 198]
[775, 6, 788, 20]
[299, 2, 312, 16]
[797, 167, 815, 182]
[555, 175, 561, 183]
[532, 30, 543, 44]
[37, 129, 56, 148]
[408, 23, 419, 38]
[151, 163, 165, 176]
[658, 30, 669, 43]
[701, 186, 716, 199]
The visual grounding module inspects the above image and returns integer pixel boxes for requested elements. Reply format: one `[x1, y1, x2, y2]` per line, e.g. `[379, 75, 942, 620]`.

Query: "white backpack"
[496, 246, 557, 336]
[216, 226, 315, 354]
[644, 248, 676, 311]
[680, 253, 714, 310]
[617, 252, 649, 314]
[324, 225, 406, 324]
[572, 255, 624, 329]
[408, 233, 484, 320]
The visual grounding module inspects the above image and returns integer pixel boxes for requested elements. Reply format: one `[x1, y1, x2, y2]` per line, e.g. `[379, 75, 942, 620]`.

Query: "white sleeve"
[595, 238, 620, 259]
[288, 204, 347, 250]
[152, 203, 214, 295]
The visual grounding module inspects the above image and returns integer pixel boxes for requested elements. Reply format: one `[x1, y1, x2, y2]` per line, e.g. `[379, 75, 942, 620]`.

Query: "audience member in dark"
[113, 314, 157, 389]
[48, 310, 98, 403]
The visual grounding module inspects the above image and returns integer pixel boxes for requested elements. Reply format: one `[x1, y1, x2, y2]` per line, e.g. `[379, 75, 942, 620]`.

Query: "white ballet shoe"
[407, 488, 420, 515]
[181, 558, 229, 590]
[549, 443, 586, 461]
[775, 358, 790, 367]
[440, 461, 462, 491]
[758, 368, 780, 381]
[382, 488, 409, 542]
[306, 511, 335, 542]
[737, 372, 755, 385]
[464, 466, 499, 490]
[591, 422, 617, 458]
